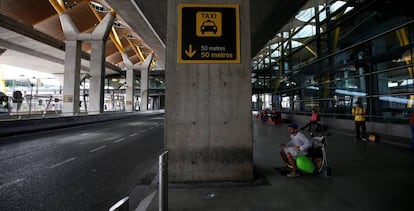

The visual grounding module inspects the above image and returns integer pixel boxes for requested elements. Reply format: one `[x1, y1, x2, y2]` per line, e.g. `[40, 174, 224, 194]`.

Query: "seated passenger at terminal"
[301, 109, 319, 132]
[279, 122, 312, 177]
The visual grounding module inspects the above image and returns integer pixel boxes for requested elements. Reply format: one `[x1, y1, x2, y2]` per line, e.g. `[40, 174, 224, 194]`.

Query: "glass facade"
[252, 0, 414, 124]
[0, 70, 165, 116]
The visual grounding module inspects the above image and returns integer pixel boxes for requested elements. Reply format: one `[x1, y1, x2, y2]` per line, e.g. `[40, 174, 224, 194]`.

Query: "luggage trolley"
[309, 134, 332, 177]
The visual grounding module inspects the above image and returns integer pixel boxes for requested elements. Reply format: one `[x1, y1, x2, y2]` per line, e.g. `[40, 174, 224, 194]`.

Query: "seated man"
[301, 109, 319, 132]
[280, 122, 312, 177]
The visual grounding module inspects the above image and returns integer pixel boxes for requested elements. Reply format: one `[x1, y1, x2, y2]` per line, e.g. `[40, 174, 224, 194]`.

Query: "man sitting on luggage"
[280, 122, 312, 177]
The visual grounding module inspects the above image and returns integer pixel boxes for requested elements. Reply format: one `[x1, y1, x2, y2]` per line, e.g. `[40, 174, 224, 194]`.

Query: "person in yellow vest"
[352, 101, 367, 141]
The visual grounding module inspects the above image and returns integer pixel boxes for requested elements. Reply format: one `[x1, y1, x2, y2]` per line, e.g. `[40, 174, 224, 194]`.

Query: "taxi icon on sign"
[200, 20, 217, 34]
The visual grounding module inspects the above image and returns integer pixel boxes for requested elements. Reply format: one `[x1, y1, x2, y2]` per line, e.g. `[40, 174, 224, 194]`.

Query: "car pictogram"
[200, 20, 217, 34]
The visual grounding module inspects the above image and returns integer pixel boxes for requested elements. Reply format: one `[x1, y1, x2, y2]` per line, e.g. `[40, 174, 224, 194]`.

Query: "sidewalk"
[132, 118, 414, 211]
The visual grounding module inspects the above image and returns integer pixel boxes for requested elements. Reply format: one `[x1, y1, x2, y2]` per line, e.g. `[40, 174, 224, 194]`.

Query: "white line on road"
[49, 157, 77, 169]
[89, 145, 107, 153]
[0, 179, 24, 190]
[113, 138, 126, 143]
[140, 129, 147, 133]
[129, 133, 138, 137]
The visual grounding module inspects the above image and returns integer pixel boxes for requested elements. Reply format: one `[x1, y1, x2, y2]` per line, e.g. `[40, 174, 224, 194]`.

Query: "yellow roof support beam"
[49, 0, 66, 14]
[125, 36, 143, 63]
[151, 59, 156, 69]
[135, 45, 146, 62]
[408, 95, 414, 108]
[397, 28, 409, 46]
[305, 45, 317, 57]
[87, 3, 124, 54]
[396, 28, 413, 78]
[332, 27, 340, 52]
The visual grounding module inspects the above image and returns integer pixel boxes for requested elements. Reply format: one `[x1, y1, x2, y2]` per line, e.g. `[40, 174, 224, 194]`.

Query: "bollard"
[159, 151, 168, 211]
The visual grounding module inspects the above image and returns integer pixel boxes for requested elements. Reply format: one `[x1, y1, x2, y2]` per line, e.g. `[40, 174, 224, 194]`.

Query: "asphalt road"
[0, 113, 164, 211]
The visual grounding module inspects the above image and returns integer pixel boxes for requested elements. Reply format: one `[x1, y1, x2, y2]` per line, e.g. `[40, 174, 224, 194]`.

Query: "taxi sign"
[178, 4, 240, 63]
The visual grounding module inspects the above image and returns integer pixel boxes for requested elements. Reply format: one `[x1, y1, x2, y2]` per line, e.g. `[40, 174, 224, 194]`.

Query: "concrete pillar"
[165, 1, 252, 182]
[59, 13, 81, 115]
[123, 54, 135, 112]
[58, 12, 114, 115]
[87, 13, 115, 114]
[88, 40, 106, 114]
[138, 53, 154, 111]
[123, 53, 153, 112]
[153, 96, 160, 110]
[62, 40, 81, 115]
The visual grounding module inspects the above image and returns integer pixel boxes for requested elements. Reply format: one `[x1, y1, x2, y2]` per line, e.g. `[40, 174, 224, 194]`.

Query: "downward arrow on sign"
[185, 44, 196, 58]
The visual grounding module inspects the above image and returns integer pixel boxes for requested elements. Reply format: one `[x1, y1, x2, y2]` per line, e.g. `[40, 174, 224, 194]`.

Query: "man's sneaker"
[286, 171, 300, 178]
[362, 138, 367, 142]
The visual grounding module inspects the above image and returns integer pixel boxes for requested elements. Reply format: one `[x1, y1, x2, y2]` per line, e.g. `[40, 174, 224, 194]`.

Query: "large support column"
[58, 12, 114, 115]
[62, 40, 81, 115]
[59, 13, 81, 115]
[125, 68, 136, 112]
[88, 40, 106, 114]
[165, 1, 252, 182]
[124, 55, 135, 112]
[87, 13, 115, 114]
[138, 53, 154, 111]
[153, 96, 160, 110]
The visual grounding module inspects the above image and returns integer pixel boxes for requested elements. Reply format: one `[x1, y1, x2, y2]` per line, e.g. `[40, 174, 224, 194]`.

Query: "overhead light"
[90, 1, 110, 13]
[113, 21, 125, 28]
[126, 34, 136, 39]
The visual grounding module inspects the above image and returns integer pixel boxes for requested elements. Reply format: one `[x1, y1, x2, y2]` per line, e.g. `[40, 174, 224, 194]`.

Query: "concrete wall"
[165, 0, 253, 182]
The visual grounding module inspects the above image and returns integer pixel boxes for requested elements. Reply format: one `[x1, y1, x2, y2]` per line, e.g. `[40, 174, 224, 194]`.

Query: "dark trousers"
[302, 121, 318, 131]
[410, 125, 414, 149]
[355, 121, 366, 139]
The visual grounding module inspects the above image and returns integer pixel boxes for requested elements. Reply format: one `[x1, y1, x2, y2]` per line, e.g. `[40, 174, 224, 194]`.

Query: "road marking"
[140, 129, 147, 133]
[89, 145, 107, 153]
[49, 157, 77, 169]
[129, 133, 138, 137]
[0, 179, 24, 190]
[149, 127, 154, 130]
[113, 138, 126, 143]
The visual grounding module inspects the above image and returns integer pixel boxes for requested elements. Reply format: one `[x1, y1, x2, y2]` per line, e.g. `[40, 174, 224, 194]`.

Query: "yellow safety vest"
[352, 107, 366, 121]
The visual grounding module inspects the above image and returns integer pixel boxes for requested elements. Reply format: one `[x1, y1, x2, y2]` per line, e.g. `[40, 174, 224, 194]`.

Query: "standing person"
[279, 122, 312, 177]
[410, 111, 414, 149]
[301, 109, 319, 132]
[352, 101, 367, 141]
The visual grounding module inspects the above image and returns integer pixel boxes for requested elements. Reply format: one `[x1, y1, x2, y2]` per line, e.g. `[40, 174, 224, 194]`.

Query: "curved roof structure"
[0, 0, 309, 77]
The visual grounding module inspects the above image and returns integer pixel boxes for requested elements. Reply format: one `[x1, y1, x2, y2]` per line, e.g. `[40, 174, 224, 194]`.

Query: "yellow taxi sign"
[196, 12, 222, 37]
[178, 4, 240, 63]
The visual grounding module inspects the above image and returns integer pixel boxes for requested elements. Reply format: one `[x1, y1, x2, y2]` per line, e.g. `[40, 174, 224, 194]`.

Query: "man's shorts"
[282, 147, 299, 157]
